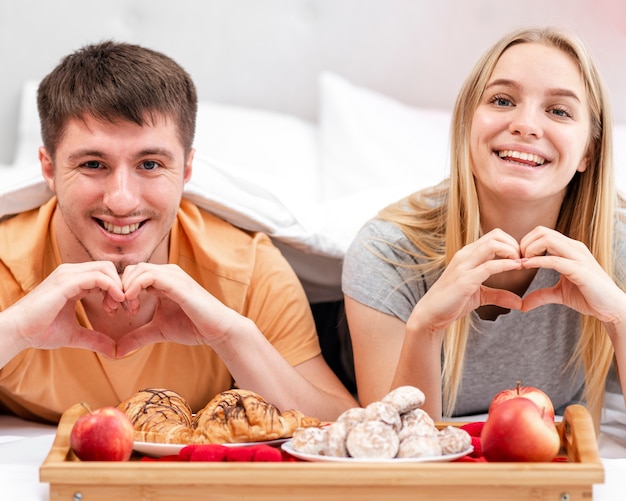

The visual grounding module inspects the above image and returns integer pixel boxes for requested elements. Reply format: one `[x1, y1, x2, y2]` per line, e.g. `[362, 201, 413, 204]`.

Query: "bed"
[1, 7, 626, 496]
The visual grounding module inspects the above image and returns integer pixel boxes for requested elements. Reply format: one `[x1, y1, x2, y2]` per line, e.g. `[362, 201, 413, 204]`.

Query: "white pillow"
[0, 81, 50, 220]
[186, 156, 345, 303]
[318, 72, 451, 201]
[186, 156, 343, 257]
[13, 80, 41, 167]
[0, 163, 51, 220]
[194, 101, 320, 220]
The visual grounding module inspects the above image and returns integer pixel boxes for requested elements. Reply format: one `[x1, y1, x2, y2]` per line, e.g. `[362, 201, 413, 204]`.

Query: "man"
[0, 41, 357, 423]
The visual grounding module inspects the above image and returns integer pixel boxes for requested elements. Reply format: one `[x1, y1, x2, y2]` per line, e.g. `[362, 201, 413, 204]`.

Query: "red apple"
[481, 397, 561, 462]
[488, 381, 555, 421]
[70, 404, 135, 461]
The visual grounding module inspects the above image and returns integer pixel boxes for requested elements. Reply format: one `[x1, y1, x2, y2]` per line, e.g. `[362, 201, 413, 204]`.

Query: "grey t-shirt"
[342, 217, 625, 416]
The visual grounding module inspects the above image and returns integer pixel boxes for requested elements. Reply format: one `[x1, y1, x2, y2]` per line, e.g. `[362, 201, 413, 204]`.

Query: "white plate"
[281, 441, 473, 463]
[134, 438, 289, 458]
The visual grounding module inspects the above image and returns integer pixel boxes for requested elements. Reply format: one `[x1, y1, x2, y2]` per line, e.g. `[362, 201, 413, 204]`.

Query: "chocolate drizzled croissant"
[117, 388, 194, 444]
[192, 389, 321, 444]
[117, 387, 321, 445]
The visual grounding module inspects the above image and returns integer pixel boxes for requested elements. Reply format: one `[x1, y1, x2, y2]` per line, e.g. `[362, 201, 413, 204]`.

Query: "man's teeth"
[498, 150, 545, 165]
[102, 221, 140, 234]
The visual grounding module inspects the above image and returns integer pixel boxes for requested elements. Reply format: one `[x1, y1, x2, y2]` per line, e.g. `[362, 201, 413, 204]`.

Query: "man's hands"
[5, 261, 241, 359]
[6, 262, 124, 358]
[115, 263, 242, 356]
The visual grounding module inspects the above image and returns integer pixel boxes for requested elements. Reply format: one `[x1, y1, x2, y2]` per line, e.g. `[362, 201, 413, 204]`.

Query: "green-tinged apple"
[481, 397, 561, 462]
[70, 404, 134, 461]
[488, 381, 555, 421]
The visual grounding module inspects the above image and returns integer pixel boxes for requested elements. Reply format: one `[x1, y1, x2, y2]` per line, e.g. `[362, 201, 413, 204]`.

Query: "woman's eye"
[550, 107, 572, 118]
[493, 96, 512, 107]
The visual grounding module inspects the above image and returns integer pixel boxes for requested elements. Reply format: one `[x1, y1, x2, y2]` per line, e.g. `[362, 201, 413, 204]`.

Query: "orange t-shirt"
[0, 197, 321, 422]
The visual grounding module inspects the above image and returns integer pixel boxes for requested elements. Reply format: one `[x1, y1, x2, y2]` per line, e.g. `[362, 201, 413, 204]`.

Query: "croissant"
[192, 390, 321, 444]
[192, 388, 262, 423]
[117, 387, 321, 445]
[117, 388, 194, 444]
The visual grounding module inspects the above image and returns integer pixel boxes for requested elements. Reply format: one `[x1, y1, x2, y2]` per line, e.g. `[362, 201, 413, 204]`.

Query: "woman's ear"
[576, 151, 590, 173]
[39, 147, 56, 192]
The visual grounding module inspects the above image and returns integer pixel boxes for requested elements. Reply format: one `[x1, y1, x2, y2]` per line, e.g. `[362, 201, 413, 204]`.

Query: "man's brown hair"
[37, 41, 197, 158]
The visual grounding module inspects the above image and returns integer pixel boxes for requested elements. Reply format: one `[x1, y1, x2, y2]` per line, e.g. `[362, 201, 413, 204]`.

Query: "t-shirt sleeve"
[244, 235, 322, 367]
[341, 219, 430, 324]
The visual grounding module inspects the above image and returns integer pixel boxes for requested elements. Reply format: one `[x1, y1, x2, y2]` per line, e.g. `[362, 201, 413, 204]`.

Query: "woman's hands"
[391, 225, 626, 417]
[519, 226, 626, 404]
[410, 225, 626, 333]
[396, 229, 525, 417]
[520, 226, 626, 326]
[407, 228, 524, 335]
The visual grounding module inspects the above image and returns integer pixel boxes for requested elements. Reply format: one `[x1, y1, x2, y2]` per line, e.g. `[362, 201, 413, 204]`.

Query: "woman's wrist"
[406, 303, 447, 343]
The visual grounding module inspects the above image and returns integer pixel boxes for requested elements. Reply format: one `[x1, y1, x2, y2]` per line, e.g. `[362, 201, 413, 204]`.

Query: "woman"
[342, 27, 626, 431]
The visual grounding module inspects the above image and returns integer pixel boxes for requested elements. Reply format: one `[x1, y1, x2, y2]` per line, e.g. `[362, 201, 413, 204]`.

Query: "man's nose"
[102, 168, 141, 214]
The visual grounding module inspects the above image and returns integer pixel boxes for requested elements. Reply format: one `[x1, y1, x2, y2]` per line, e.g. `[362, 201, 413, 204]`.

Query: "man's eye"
[83, 160, 102, 169]
[141, 161, 159, 170]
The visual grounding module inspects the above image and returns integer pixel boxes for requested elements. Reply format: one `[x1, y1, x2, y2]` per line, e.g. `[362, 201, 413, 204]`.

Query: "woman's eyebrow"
[486, 78, 581, 102]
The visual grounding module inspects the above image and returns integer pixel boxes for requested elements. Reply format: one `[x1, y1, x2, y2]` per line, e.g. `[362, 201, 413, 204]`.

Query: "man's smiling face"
[40, 113, 193, 272]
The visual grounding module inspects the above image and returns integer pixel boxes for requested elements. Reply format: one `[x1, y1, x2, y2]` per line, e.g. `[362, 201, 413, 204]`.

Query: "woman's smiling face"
[469, 42, 591, 207]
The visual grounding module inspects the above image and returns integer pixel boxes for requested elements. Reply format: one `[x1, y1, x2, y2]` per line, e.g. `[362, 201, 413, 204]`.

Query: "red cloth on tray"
[140, 443, 296, 463]
[455, 422, 486, 462]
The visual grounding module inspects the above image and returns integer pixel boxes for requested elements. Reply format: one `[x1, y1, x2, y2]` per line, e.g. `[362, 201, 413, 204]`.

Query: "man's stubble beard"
[65, 221, 164, 275]
[56, 198, 176, 274]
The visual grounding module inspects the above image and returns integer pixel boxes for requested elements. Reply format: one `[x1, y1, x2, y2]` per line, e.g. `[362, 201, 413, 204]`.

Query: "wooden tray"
[40, 403, 604, 501]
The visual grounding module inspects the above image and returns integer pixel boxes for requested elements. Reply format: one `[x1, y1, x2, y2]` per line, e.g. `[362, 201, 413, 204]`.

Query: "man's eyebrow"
[134, 148, 177, 160]
[485, 78, 582, 102]
[67, 149, 106, 162]
[67, 147, 177, 163]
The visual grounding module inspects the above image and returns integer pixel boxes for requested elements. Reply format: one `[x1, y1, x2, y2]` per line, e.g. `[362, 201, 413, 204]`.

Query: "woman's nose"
[508, 106, 543, 139]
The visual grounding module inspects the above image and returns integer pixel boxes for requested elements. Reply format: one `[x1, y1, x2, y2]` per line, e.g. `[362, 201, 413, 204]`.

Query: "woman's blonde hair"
[379, 27, 622, 431]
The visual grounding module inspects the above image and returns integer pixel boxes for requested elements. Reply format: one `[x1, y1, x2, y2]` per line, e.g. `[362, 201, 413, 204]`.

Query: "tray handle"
[40, 402, 88, 466]
[560, 404, 601, 464]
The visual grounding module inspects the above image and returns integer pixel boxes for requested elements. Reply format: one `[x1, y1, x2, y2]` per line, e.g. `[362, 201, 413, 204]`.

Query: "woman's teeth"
[498, 150, 545, 166]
